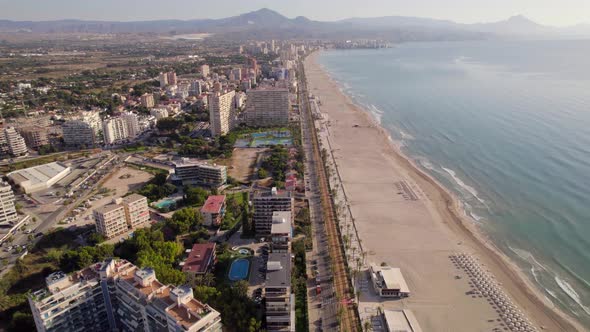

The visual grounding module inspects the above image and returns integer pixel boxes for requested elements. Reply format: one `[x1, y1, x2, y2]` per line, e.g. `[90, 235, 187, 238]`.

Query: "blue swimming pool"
[228, 258, 250, 281]
[153, 199, 177, 209]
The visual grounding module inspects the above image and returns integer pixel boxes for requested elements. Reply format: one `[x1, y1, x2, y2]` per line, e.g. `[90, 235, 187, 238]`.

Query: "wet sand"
[304, 52, 583, 331]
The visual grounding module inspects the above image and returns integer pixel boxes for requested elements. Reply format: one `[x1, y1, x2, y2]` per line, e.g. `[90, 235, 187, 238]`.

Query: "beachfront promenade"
[303, 52, 582, 332]
[299, 61, 361, 332]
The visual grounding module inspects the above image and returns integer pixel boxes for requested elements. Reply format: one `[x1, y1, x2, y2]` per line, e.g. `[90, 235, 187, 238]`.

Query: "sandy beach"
[304, 52, 583, 331]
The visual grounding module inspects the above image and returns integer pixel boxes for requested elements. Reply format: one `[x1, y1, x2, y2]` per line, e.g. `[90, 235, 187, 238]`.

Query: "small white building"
[383, 309, 423, 332]
[369, 264, 410, 298]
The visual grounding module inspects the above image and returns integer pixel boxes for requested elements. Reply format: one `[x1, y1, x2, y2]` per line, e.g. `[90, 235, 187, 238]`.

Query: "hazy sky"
[1, 0, 589, 27]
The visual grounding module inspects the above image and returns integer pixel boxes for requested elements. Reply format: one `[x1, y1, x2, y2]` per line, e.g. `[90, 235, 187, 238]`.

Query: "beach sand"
[304, 52, 583, 331]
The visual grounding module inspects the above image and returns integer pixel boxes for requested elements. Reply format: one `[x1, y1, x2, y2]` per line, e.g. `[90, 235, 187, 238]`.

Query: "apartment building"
[121, 112, 140, 138]
[150, 108, 169, 121]
[0, 126, 28, 156]
[18, 125, 49, 149]
[159, 72, 169, 87]
[245, 88, 290, 127]
[62, 112, 100, 148]
[208, 90, 236, 136]
[265, 253, 293, 332]
[173, 158, 227, 188]
[0, 181, 18, 225]
[102, 117, 129, 145]
[189, 80, 202, 96]
[252, 187, 293, 235]
[122, 194, 150, 228]
[29, 259, 222, 332]
[200, 65, 210, 78]
[200, 195, 226, 227]
[93, 195, 150, 239]
[270, 211, 292, 253]
[182, 243, 217, 275]
[140, 93, 155, 108]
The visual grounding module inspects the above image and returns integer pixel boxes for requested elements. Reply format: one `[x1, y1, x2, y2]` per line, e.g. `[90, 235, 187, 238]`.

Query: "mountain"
[468, 15, 554, 35]
[0, 9, 587, 40]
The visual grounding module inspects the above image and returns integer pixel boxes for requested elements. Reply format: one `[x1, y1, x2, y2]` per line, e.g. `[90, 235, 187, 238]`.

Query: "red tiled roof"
[182, 243, 216, 274]
[200, 195, 225, 214]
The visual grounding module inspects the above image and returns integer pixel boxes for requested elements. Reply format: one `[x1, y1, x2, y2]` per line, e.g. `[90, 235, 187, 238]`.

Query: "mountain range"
[0, 8, 589, 41]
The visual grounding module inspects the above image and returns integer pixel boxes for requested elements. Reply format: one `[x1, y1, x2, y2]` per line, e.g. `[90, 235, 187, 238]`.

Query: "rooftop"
[266, 253, 291, 288]
[182, 243, 216, 274]
[383, 310, 423, 332]
[172, 158, 225, 170]
[254, 187, 291, 199]
[372, 265, 410, 293]
[200, 195, 226, 214]
[7, 161, 70, 188]
[123, 193, 147, 204]
[271, 211, 291, 235]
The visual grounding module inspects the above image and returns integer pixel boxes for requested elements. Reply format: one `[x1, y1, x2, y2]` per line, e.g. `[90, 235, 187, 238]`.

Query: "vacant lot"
[227, 148, 267, 183]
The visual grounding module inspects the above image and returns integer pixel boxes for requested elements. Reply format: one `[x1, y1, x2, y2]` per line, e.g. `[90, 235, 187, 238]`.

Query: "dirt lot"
[70, 166, 153, 228]
[226, 148, 267, 183]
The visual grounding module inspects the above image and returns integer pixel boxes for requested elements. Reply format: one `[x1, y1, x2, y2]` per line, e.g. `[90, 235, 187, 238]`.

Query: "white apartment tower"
[121, 112, 140, 138]
[0, 182, 18, 225]
[102, 118, 129, 145]
[62, 112, 101, 148]
[0, 126, 28, 156]
[208, 90, 236, 136]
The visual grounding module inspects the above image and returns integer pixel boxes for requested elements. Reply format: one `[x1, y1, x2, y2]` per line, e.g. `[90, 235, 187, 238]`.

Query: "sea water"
[318, 39, 590, 326]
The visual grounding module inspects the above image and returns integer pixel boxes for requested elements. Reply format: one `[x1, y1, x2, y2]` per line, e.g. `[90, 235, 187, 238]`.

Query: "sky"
[0, 0, 589, 27]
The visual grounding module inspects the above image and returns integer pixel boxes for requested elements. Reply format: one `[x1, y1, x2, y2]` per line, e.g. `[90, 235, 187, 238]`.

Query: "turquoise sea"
[318, 40, 590, 327]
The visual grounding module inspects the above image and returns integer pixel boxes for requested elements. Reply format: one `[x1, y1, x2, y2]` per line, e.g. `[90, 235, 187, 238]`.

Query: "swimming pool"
[153, 199, 177, 209]
[228, 258, 250, 281]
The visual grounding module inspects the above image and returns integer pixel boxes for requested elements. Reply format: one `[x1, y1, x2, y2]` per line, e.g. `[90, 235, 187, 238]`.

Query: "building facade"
[62, 120, 96, 147]
[200, 195, 226, 227]
[93, 195, 150, 239]
[208, 90, 236, 136]
[245, 88, 290, 127]
[265, 253, 293, 332]
[270, 211, 292, 253]
[173, 158, 227, 188]
[0, 182, 18, 225]
[18, 126, 49, 149]
[121, 112, 140, 139]
[140, 93, 155, 108]
[252, 187, 293, 235]
[29, 259, 222, 332]
[102, 117, 129, 145]
[0, 126, 28, 156]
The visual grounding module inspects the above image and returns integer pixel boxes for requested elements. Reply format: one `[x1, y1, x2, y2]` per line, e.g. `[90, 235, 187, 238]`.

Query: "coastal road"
[299, 60, 360, 332]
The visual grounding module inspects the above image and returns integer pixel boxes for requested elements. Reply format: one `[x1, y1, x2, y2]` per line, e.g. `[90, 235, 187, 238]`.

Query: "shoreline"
[305, 51, 583, 331]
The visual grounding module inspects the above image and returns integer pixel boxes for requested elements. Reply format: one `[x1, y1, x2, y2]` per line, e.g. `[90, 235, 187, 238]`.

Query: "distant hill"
[0, 8, 588, 40]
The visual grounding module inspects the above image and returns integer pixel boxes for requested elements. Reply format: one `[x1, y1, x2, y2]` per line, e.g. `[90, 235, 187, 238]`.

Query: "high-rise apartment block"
[245, 88, 290, 127]
[121, 112, 140, 139]
[0, 126, 28, 156]
[252, 187, 293, 235]
[18, 126, 49, 149]
[102, 117, 129, 145]
[200, 65, 210, 78]
[265, 253, 293, 332]
[208, 90, 236, 136]
[28, 259, 222, 332]
[0, 181, 18, 225]
[93, 194, 149, 239]
[189, 80, 202, 96]
[140, 93, 155, 108]
[62, 112, 100, 148]
[159, 72, 169, 87]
